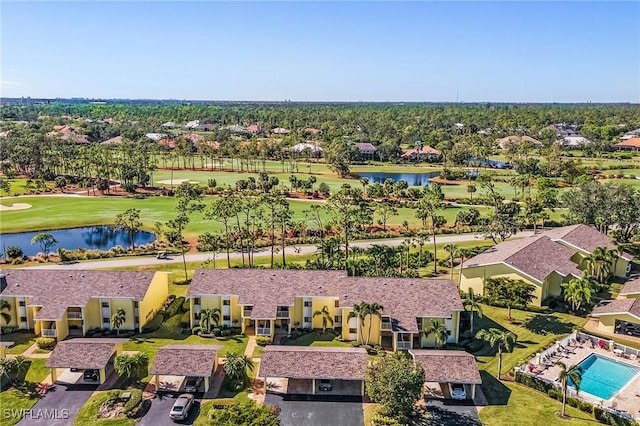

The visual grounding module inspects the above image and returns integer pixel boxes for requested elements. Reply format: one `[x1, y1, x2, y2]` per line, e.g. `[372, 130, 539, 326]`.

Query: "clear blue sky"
[2, 1, 638, 103]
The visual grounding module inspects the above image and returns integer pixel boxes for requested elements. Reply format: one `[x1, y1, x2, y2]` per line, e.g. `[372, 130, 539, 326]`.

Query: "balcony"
[67, 312, 83, 319]
[276, 310, 289, 318]
[42, 328, 56, 337]
[243, 309, 253, 317]
[396, 341, 412, 350]
[256, 327, 271, 336]
[381, 321, 392, 330]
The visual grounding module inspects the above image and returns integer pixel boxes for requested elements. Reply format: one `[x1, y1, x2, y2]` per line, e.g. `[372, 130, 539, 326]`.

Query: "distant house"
[614, 137, 640, 151]
[162, 122, 178, 128]
[145, 133, 168, 142]
[619, 128, 640, 141]
[496, 135, 542, 150]
[246, 125, 266, 134]
[591, 277, 640, 338]
[46, 125, 89, 144]
[101, 136, 123, 145]
[229, 125, 246, 133]
[271, 127, 291, 135]
[184, 133, 204, 146]
[290, 142, 322, 157]
[353, 142, 378, 160]
[401, 146, 441, 161]
[558, 136, 590, 147]
[184, 120, 202, 129]
[303, 128, 322, 136]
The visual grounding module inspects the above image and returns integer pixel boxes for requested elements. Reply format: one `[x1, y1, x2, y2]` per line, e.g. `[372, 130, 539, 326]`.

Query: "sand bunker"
[0, 203, 32, 211]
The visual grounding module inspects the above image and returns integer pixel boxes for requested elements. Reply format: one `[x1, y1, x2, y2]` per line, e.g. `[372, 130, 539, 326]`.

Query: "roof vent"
[69, 274, 73, 278]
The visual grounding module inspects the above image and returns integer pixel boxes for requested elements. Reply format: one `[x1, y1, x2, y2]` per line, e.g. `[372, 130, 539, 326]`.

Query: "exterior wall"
[311, 298, 336, 330]
[621, 293, 640, 300]
[84, 299, 102, 330]
[55, 317, 69, 340]
[229, 296, 242, 327]
[110, 299, 136, 331]
[614, 259, 630, 278]
[460, 264, 544, 306]
[0, 297, 19, 327]
[542, 271, 566, 302]
[450, 311, 460, 343]
[138, 272, 169, 328]
[292, 298, 304, 328]
[421, 318, 445, 347]
[597, 313, 640, 333]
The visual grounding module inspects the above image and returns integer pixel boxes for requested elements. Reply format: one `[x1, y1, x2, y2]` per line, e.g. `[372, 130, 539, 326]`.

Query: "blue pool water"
[570, 354, 640, 400]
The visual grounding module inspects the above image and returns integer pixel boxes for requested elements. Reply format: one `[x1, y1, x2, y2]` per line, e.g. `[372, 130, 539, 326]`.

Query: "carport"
[410, 350, 482, 400]
[259, 346, 368, 396]
[149, 344, 221, 393]
[45, 338, 125, 384]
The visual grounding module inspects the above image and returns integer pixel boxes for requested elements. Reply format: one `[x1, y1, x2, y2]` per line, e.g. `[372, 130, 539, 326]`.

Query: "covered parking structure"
[410, 350, 482, 400]
[259, 346, 368, 396]
[149, 344, 221, 393]
[45, 338, 125, 384]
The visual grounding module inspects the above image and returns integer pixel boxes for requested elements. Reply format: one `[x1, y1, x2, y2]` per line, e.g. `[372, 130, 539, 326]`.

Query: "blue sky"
[2, 1, 638, 103]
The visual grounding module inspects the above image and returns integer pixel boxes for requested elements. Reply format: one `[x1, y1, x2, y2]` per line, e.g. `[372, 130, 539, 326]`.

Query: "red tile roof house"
[246, 124, 266, 134]
[614, 137, 640, 151]
[496, 135, 542, 150]
[187, 270, 464, 351]
[401, 146, 442, 161]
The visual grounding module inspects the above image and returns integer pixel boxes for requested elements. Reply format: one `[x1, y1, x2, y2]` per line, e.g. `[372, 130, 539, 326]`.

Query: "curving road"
[24, 232, 534, 270]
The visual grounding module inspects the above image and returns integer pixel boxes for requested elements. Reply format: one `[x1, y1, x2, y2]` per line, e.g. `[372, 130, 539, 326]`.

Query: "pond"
[0, 226, 156, 257]
[355, 171, 441, 186]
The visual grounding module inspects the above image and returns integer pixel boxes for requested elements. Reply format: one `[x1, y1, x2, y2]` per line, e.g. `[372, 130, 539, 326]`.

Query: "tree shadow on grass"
[479, 371, 511, 406]
[522, 314, 574, 336]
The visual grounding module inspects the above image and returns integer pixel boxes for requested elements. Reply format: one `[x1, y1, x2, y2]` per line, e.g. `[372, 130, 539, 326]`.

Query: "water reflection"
[355, 171, 441, 186]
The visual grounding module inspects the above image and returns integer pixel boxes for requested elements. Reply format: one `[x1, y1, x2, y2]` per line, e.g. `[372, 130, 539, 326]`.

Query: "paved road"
[15, 383, 97, 426]
[265, 393, 364, 426]
[25, 232, 533, 270]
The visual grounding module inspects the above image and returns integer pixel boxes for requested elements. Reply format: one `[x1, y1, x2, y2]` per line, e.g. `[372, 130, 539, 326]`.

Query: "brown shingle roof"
[259, 346, 368, 380]
[543, 225, 633, 261]
[45, 338, 126, 369]
[150, 344, 222, 377]
[465, 236, 582, 282]
[188, 271, 463, 333]
[411, 350, 482, 384]
[620, 277, 640, 296]
[591, 299, 640, 320]
[0, 270, 156, 320]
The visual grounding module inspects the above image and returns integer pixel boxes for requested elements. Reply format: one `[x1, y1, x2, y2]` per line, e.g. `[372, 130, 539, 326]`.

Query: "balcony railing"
[42, 328, 56, 337]
[256, 327, 271, 336]
[243, 309, 253, 317]
[67, 312, 83, 319]
[381, 321, 392, 330]
[396, 341, 412, 350]
[276, 310, 289, 318]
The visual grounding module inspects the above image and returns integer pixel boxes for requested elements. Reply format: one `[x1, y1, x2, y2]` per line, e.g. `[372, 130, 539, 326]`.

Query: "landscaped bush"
[256, 336, 272, 346]
[160, 296, 185, 318]
[465, 339, 485, 353]
[515, 371, 552, 394]
[123, 389, 143, 417]
[192, 326, 202, 335]
[36, 337, 56, 350]
[220, 328, 232, 337]
[141, 313, 164, 333]
[212, 327, 222, 337]
[1, 327, 17, 334]
[181, 298, 190, 312]
[180, 311, 190, 328]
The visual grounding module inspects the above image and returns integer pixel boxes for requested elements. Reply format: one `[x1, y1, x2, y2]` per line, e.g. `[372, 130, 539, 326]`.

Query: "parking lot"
[137, 392, 201, 426]
[16, 383, 98, 426]
[265, 393, 364, 426]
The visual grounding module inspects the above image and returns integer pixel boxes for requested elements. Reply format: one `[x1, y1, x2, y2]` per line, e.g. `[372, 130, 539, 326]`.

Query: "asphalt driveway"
[423, 399, 482, 426]
[138, 391, 201, 426]
[16, 383, 97, 426]
[265, 393, 364, 426]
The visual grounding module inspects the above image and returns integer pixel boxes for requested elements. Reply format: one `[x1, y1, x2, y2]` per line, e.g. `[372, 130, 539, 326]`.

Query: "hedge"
[141, 313, 164, 333]
[514, 371, 552, 394]
[160, 296, 185, 318]
[256, 336, 272, 346]
[181, 298, 190, 313]
[123, 389, 143, 417]
[36, 337, 56, 350]
[180, 311, 191, 328]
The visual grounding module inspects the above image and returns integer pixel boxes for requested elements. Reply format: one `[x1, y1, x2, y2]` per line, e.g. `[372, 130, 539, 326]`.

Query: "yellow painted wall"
[200, 296, 221, 311]
[542, 272, 566, 301]
[138, 272, 169, 328]
[293, 298, 304, 327]
[460, 264, 545, 306]
[110, 299, 135, 330]
[421, 318, 445, 347]
[342, 309, 355, 341]
[27, 300, 36, 329]
[230, 296, 241, 326]
[0, 297, 18, 327]
[84, 299, 102, 330]
[450, 311, 460, 343]
[597, 313, 640, 333]
[311, 298, 336, 329]
[55, 317, 69, 340]
[614, 259, 630, 278]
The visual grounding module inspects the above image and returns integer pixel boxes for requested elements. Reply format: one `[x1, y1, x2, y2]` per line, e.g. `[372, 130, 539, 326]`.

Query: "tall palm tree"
[582, 247, 618, 286]
[475, 328, 517, 379]
[348, 302, 370, 344]
[0, 300, 12, 326]
[554, 361, 583, 418]
[561, 276, 594, 312]
[199, 308, 221, 333]
[443, 243, 459, 281]
[366, 302, 384, 345]
[425, 319, 448, 349]
[312, 305, 334, 333]
[111, 308, 126, 336]
[463, 288, 483, 334]
[224, 351, 255, 390]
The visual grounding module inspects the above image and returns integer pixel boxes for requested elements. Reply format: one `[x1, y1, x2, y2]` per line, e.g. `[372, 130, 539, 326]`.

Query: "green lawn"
[74, 392, 137, 426]
[281, 330, 349, 347]
[0, 359, 51, 426]
[5, 332, 37, 355]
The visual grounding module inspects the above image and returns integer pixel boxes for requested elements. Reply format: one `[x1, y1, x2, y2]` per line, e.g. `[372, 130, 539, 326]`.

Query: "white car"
[169, 393, 194, 421]
[449, 383, 466, 400]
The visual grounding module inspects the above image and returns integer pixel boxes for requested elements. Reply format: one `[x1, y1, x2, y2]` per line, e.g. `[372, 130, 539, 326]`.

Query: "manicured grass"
[24, 358, 50, 383]
[0, 359, 51, 426]
[251, 345, 264, 358]
[5, 332, 36, 355]
[74, 391, 137, 426]
[216, 365, 257, 402]
[282, 330, 349, 347]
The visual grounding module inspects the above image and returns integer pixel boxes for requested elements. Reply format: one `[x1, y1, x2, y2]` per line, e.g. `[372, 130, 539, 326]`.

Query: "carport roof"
[259, 346, 368, 380]
[45, 338, 126, 370]
[150, 344, 222, 377]
[411, 350, 482, 385]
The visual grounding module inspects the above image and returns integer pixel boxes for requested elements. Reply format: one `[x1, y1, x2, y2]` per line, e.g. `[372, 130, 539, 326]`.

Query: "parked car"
[184, 376, 203, 392]
[319, 379, 332, 391]
[449, 383, 466, 400]
[83, 369, 99, 382]
[169, 393, 194, 421]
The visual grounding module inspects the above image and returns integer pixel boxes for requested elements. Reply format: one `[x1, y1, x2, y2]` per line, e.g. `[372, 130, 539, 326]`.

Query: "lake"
[0, 226, 156, 257]
[355, 171, 441, 186]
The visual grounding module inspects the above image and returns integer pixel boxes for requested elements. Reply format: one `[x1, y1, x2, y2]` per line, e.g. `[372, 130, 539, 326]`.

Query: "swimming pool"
[570, 354, 640, 400]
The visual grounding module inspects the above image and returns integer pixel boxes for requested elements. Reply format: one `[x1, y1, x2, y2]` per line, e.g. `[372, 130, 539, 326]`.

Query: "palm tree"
[425, 319, 448, 349]
[114, 352, 149, 382]
[582, 247, 618, 286]
[366, 302, 384, 345]
[412, 232, 430, 267]
[312, 305, 334, 333]
[224, 351, 255, 390]
[561, 276, 594, 312]
[463, 288, 483, 334]
[199, 308, 221, 334]
[554, 361, 583, 418]
[111, 308, 126, 336]
[475, 328, 517, 379]
[348, 302, 370, 344]
[443, 243, 459, 281]
[0, 299, 12, 326]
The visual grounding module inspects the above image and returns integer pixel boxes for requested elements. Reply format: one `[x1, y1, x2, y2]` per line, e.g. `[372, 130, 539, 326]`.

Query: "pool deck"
[532, 342, 640, 419]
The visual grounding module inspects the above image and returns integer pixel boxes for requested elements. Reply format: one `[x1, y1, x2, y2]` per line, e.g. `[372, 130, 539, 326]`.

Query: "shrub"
[105, 390, 120, 405]
[5, 246, 23, 259]
[123, 389, 143, 417]
[515, 371, 552, 394]
[220, 328, 232, 337]
[256, 336, 272, 346]
[141, 313, 164, 333]
[36, 337, 56, 350]
[162, 297, 185, 318]
[181, 298, 190, 313]
[180, 311, 191, 328]
[192, 326, 202, 335]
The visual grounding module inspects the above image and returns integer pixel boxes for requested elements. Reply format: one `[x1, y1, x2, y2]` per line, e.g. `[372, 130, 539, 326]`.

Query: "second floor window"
[223, 315, 230, 321]
[304, 301, 311, 307]
[102, 317, 109, 323]
[304, 317, 311, 322]
[349, 328, 357, 334]
[19, 301, 25, 306]
[194, 298, 201, 305]
[20, 316, 27, 322]
[223, 300, 231, 306]
[334, 316, 341, 323]
[101, 302, 109, 308]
